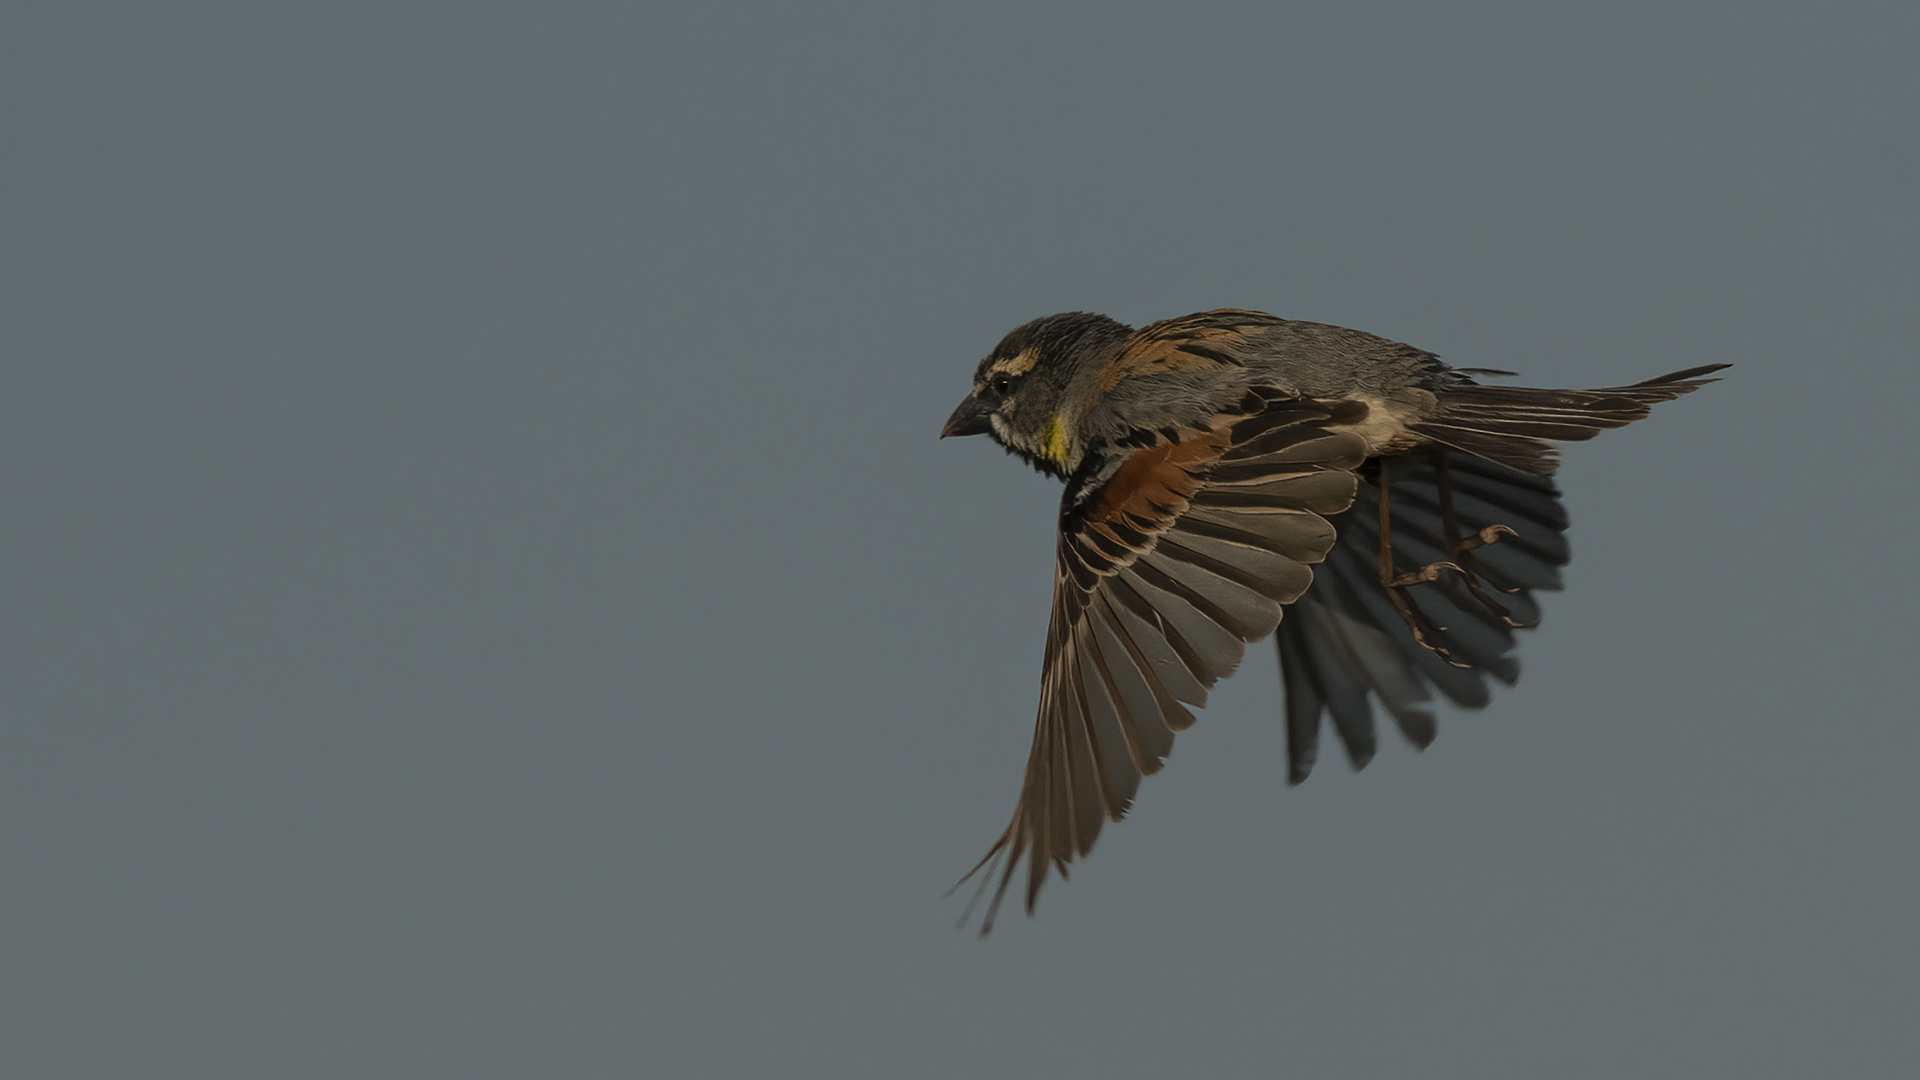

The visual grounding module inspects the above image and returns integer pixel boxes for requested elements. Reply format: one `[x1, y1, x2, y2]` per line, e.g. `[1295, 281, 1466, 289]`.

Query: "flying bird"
[940, 308, 1726, 932]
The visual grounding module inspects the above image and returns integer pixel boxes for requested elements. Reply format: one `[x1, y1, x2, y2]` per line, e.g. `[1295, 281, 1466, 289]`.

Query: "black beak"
[940, 394, 993, 439]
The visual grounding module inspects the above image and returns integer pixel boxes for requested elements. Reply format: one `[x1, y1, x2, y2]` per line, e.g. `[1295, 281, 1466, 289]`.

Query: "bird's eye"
[989, 373, 1013, 395]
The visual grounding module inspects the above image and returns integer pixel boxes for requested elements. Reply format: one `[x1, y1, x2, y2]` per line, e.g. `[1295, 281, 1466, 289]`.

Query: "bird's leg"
[1434, 450, 1517, 561]
[1431, 450, 1531, 628]
[1375, 459, 1468, 665]
[1377, 457, 1464, 589]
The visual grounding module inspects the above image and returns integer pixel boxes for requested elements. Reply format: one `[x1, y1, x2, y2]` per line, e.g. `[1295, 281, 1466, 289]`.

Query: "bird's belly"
[1337, 391, 1436, 457]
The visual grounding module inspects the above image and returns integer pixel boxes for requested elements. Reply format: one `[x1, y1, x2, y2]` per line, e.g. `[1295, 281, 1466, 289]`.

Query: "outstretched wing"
[958, 391, 1367, 932]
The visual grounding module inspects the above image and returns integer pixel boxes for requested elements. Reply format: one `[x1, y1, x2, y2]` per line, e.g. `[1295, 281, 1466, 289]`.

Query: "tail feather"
[1413, 363, 1730, 475]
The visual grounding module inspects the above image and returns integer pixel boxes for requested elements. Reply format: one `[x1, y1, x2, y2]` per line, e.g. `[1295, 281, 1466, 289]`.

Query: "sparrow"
[940, 308, 1726, 933]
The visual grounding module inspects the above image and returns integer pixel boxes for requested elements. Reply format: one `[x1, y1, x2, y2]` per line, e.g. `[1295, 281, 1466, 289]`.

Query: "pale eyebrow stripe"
[987, 348, 1041, 378]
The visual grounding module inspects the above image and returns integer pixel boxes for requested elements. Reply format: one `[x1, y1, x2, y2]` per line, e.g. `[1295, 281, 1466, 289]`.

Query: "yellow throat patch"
[1042, 415, 1070, 468]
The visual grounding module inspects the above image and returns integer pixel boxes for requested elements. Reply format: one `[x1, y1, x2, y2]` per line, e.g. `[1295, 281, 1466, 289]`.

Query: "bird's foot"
[1384, 583, 1471, 668]
[1454, 524, 1517, 553]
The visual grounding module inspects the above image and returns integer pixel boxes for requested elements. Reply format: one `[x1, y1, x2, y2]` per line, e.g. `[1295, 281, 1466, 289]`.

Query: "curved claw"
[1458, 524, 1518, 552]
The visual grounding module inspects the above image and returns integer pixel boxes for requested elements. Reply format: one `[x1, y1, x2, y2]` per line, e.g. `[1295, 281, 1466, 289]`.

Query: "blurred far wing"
[1276, 451, 1571, 782]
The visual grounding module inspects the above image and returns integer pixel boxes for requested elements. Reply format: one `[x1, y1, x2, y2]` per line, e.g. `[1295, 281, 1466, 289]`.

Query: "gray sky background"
[5, 3, 1917, 1077]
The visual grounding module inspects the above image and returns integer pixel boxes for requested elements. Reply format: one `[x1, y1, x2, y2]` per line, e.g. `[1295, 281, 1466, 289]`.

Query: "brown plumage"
[942, 309, 1726, 932]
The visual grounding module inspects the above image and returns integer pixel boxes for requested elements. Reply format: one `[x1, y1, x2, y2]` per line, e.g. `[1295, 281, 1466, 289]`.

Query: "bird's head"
[940, 312, 1131, 478]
